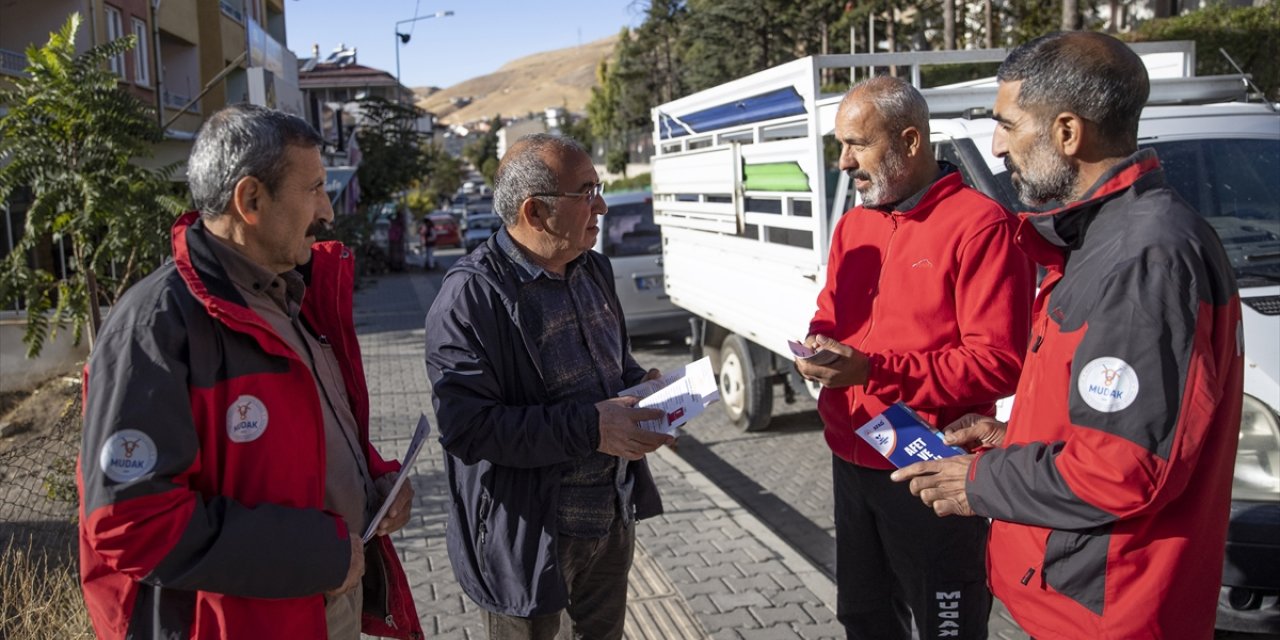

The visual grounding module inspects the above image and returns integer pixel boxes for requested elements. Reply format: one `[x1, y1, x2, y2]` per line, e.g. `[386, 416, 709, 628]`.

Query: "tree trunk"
[1062, 0, 1080, 31]
[83, 259, 101, 351]
[985, 0, 994, 48]
[943, 0, 956, 50]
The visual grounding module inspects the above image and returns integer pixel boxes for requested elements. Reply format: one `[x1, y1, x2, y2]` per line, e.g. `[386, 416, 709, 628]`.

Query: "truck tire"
[718, 335, 773, 432]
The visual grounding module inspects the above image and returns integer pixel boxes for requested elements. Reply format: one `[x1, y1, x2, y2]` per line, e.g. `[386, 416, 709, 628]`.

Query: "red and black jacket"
[968, 151, 1244, 638]
[810, 168, 1034, 468]
[78, 212, 423, 639]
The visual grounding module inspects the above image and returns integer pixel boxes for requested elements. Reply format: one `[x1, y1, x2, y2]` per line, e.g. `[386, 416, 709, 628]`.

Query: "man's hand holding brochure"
[876, 408, 1011, 518]
[363, 413, 431, 542]
[616, 357, 720, 435]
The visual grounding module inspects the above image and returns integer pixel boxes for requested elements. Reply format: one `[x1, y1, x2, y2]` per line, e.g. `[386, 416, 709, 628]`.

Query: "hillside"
[412, 34, 616, 124]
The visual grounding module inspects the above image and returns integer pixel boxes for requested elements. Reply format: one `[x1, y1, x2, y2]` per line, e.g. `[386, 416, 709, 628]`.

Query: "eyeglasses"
[530, 182, 604, 205]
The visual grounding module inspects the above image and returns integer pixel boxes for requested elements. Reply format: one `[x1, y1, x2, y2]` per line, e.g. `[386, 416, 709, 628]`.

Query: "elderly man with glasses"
[425, 133, 674, 640]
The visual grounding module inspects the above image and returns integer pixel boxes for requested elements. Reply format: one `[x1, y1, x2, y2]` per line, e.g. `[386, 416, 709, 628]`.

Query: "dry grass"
[0, 537, 94, 639]
[414, 33, 618, 124]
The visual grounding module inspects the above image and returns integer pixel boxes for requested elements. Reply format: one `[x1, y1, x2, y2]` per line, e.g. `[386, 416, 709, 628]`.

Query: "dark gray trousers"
[483, 517, 635, 640]
[834, 455, 992, 640]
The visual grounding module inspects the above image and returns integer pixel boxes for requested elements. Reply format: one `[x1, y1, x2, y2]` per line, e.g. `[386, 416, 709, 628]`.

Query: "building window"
[104, 6, 125, 77]
[132, 18, 149, 86]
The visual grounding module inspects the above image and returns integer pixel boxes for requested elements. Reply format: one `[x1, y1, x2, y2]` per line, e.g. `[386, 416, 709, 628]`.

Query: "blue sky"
[285, 0, 642, 89]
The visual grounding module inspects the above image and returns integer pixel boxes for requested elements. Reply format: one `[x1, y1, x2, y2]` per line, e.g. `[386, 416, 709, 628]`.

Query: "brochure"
[854, 402, 965, 468]
[788, 339, 839, 366]
[362, 413, 431, 542]
[616, 357, 719, 435]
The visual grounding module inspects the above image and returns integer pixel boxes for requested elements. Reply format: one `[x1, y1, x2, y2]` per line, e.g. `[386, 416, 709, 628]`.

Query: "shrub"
[1127, 3, 1280, 101]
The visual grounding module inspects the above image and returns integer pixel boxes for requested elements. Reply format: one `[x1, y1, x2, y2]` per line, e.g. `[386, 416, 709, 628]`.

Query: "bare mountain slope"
[413, 34, 616, 124]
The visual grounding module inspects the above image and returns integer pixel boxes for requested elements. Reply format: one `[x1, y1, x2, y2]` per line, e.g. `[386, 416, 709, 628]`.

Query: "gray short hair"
[188, 103, 324, 218]
[845, 76, 931, 142]
[998, 31, 1149, 152]
[493, 133, 588, 226]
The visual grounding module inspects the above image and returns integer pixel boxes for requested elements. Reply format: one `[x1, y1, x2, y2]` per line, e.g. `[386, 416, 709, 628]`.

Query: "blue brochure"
[855, 402, 965, 468]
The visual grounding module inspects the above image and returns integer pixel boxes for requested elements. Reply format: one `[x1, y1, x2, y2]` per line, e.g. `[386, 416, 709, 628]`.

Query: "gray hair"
[998, 31, 1149, 153]
[493, 133, 588, 226]
[845, 75, 931, 142]
[188, 103, 324, 218]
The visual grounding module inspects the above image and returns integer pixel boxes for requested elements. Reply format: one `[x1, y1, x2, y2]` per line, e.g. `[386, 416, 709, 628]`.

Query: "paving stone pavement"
[353, 255, 844, 640]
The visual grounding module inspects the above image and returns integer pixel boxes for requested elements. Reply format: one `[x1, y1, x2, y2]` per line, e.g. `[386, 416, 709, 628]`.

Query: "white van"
[593, 191, 690, 338]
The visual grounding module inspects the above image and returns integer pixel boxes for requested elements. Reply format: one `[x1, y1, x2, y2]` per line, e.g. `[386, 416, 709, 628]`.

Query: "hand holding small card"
[788, 339, 839, 366]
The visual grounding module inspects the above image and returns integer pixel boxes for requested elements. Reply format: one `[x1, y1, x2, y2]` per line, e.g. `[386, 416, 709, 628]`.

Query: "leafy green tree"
[0, 13, 182, 357]
[1128, 2, 1279, 101]
[353, 96, 426, 206]
[606, 148, 630, 176]
[462, 115, 502, 185]
[405, 142, 463, 212]
[560, 108, 595, 151]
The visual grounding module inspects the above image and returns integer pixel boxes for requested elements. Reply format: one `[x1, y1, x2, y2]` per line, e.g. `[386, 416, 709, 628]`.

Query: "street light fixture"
[395, 10, 454, 103]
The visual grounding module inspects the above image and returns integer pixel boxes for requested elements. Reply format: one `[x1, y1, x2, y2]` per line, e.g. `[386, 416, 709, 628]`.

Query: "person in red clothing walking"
[794, 76, 1034, 640]
[893, 32, 1243, 640]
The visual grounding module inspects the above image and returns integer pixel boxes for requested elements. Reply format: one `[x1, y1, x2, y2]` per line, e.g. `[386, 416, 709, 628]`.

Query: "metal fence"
[0, 380, 81, 556]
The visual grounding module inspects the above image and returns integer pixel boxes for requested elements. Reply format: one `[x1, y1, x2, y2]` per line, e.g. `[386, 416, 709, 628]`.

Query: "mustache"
[1004, 157, 1018, 174]
[306, 220, 332, 237]
[848, 170, 872, 181]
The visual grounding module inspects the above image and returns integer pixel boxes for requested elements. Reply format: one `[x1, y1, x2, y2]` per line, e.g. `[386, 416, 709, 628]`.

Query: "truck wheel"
[719, 335, 773, 432]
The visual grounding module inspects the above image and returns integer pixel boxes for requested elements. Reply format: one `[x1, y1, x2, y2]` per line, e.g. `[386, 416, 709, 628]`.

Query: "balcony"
[163, 90, 200, 114]
[1, 47, 27, 78]
[219, 0, 244, 23]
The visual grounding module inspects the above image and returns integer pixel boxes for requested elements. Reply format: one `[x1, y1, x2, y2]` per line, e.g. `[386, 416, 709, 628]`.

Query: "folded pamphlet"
[617, 357, 719, 435]
[855, 402, 965, 468]
[363, 413, 431, 542]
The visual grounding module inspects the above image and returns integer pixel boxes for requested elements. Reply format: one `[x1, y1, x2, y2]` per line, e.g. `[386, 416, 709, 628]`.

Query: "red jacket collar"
[867, 164, 965, 219]
[1015, 149, 1162, 269]
[169, 211, 351, 360]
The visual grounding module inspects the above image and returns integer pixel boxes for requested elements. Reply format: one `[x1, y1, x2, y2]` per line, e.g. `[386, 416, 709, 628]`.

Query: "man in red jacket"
[78, 104, 423, 639]
[894, 32, 1243, 639]
[795, 76, 1033, 639]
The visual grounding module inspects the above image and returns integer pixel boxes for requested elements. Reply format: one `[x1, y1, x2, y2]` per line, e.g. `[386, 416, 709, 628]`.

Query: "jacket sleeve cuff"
[862, 353, 893, 393]
[582, 404, 601, 452]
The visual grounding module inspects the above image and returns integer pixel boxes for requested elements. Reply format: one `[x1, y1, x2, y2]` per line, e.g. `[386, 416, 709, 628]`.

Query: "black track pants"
[834, 455, 992, 640]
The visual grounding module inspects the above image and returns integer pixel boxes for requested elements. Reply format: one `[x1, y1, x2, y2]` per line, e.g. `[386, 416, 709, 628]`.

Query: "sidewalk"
[355, 267, 842, 639]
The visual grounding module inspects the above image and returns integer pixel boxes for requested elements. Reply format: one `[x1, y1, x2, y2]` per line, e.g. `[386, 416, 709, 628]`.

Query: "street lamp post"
[395, 10, 454, 103]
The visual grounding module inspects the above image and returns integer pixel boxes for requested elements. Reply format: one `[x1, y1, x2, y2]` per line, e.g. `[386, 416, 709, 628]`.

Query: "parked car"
[593, 191, 689, 338]
[462, 213, 502, 252]
[424, 211, 461, 248]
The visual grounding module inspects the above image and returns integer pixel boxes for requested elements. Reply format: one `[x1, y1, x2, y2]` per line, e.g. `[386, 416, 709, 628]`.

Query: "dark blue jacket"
[424, 230, 663, 616]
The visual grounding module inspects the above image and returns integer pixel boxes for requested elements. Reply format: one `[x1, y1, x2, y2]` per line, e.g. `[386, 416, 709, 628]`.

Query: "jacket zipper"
[855, 212, 898, 354]
[853, 213, 899, 425]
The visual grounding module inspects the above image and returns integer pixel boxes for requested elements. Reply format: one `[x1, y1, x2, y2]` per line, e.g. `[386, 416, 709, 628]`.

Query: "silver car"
[594, 191, 689, 338]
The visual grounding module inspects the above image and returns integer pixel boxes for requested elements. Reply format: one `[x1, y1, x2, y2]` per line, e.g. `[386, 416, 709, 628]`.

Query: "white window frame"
[104, 5, 125, 77]
[131, 18, 150, 86]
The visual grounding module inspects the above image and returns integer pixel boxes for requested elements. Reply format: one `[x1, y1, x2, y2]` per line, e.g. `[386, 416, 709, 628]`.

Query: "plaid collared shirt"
[495, 229, 630, 537]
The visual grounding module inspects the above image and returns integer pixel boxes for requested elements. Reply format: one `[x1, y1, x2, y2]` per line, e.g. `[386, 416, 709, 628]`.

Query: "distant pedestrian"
[794, 76, 1033, 639]
[388, 209, 406, 271]
[893, 31, 1244, 639]
[420, 215, 438, 270]
[425, 133, 672, 639]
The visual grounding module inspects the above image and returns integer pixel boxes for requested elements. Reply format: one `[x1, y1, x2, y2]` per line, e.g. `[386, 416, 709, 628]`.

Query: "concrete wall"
[0, 315, 89, 392]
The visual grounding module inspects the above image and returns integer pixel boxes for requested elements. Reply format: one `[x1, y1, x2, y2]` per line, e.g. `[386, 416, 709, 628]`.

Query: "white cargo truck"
[651, 42, 1280, 634]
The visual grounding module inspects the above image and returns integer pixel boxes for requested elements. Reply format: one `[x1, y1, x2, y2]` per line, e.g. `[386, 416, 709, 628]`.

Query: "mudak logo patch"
[226, 395, 269, 443]
[1078, 357, 1140, 413]
[99, 429, 157, 483]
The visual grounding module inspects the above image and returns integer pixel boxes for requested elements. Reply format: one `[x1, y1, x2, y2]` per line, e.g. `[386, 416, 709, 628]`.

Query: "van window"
[991, 137, 1280, 287]
[603, 202, 661, 257]
[1147, 138, 1280, 286]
